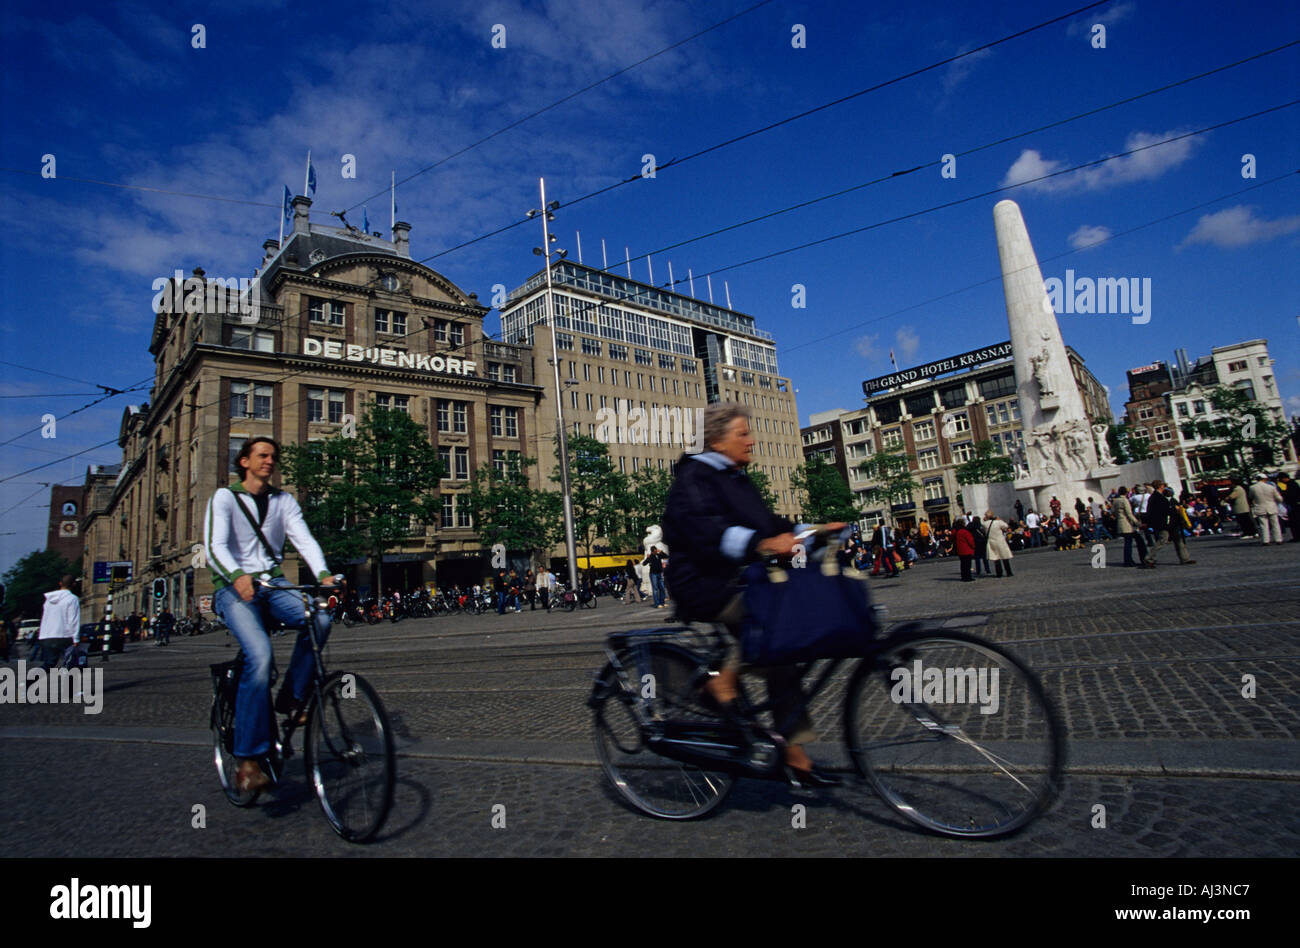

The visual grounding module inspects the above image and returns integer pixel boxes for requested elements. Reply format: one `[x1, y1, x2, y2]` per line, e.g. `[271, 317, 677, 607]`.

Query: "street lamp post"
[531, 177, 580, 591]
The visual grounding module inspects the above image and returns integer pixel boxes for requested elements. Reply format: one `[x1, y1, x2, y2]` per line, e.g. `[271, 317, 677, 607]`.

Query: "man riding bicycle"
[663, 403, 845, 788]
[204, 437, 335, 793]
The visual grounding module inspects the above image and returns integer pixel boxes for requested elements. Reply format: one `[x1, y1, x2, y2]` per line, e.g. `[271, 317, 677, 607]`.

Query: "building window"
[448, 323, 464, 347]
[307, 388, 345, 424]
[453, 402, 467, 432]
[599, 366, 607, 384]
[923, 478, 946, 501]
[881, 427, 903, 449]
[374, 393, 410, 414]
[1227, 360, 1247, 372]
[681, 359, 698, 374]
[609, 344, 628, 361]
[658, 354, 675, 370]
[374, 309, 406, 335]
[951, 441, 974, 463]
[1137, 405, 1156, 420]
[230, 381, 272, 419]
[309, 299, 345, 326]
[438, 446, 451, 476]
[433, 320, 449, 344]
[913, 420, 936, 442]
[1153, 424, 1171, 442]
[945, 411, 971, 434]
[442, 494, 454, 527]
[1232, 379, 1256, 400]
[584, 393, 593, 411]
[487, 363, 501, 381]
[976, 374, 1015, 400]
[917, 448, 940, 470]
[1176, 403, 1189, 418]
[1193, 400, 1206, 414]
[230, 328, 274, 352]
[581, 337, 601, 356]
[454, 447, 469, 480]
[555, 332, 574, 351]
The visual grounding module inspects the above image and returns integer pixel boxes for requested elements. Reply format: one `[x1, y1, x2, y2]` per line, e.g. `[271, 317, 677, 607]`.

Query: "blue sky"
[1, 0, 1297, 574]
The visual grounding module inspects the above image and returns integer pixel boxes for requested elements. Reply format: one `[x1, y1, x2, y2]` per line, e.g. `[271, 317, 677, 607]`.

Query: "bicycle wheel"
[845, 629, 1063, 839]
[211, 694, 259, 807]
[305, 670, 396, 843]
[592, 643, 734, 820]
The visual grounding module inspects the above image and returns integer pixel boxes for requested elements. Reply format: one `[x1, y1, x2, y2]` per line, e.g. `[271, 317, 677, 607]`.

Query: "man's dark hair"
[233, 436, 280, 475]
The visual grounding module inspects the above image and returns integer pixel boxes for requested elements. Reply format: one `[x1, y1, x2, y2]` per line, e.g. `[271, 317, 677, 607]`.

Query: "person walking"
[870, 521, 899, 577]
[622, 559, 645, 604]
[1014, 499, 1025, 523]
[155, 607, 175, 646]
[984, 510, 1014, 577]
[1146, 481, 1195, 565]
[954, 518, 976, 581]
[537, 567, 553, 609]
[1115, 486, 1155, 568]
[35, 575, 80, 669]
[1227, 479, 1255, 537]
[1248, 474, 1286, 545]
[524, 570, 537, 610]
[967, 513, 990, 576]
[1277, 473, 1300, 542]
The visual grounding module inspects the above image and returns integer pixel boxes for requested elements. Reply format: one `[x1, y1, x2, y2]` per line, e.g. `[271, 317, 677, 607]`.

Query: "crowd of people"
[828, 471, 1297, 581]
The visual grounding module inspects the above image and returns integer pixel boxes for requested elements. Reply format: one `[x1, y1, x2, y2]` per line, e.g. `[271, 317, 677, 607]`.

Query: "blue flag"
[282, 186, 292, 226]
[307, 159, 317, 196]
[363, 206, 370, 233]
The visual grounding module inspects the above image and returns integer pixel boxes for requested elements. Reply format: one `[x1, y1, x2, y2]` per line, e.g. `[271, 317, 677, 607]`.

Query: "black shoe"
[785, 765, 841, 789]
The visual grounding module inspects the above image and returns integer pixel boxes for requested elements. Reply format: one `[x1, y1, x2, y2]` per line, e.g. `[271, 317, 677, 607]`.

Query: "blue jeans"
[650, 573, 666, 607]
[1030, 529, 1042, 547]
[1122, 533, 1149, 566]
[213, 577, 330, 759]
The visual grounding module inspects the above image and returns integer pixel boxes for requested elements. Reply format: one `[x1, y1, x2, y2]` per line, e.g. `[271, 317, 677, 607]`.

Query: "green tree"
[280, 406, 445, 593]
[463, 455, 561, 562]
[614, 465, 674, 552]
[954, 439, 1015, 485]
[1180, 385, 1292, 481]
[552, 435, 630, 561]
[790, 455, 860, 522]
[746, 467, 779, 510]
[1, 549, 81, 621]
[855, 450, 918, 509]
[1113, 422, 1151, 462]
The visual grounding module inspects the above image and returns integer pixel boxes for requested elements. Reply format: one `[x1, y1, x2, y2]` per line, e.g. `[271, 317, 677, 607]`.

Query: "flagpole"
[390, 171, 396, 233]
[304, 151, 311, 197]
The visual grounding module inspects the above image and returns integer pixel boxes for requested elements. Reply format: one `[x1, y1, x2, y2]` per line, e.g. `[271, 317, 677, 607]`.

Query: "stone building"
[500, 260, 804, 521]
[80, 198, 541, 621]
[804, 345, 1110, 532]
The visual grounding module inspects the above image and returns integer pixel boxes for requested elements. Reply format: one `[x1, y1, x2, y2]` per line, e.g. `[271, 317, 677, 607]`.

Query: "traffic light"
[152, 578, 167, 600]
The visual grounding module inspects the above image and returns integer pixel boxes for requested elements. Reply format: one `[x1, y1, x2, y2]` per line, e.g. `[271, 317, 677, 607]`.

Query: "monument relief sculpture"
[1093, 423, 1115, 466]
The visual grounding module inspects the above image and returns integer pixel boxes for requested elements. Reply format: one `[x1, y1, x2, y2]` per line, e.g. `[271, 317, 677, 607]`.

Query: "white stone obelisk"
[993, 200, 1106, 512]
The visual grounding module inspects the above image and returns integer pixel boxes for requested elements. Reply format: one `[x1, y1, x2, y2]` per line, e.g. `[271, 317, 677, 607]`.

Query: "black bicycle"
[589, 585, 1063, 839]
[210, 579, 396, 843]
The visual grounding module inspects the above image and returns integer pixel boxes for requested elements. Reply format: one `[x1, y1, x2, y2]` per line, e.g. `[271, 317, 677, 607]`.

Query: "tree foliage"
[2, 549, 81, 622]
[552, 435, 629, 561]
[790, 455, 860, 522]
[746, 467, 779, 511]
[954, 439, 1015, 485]
[1179, 385, 1292, 481]
[279, 406, 445, 590]
[463, 455, 561, 558]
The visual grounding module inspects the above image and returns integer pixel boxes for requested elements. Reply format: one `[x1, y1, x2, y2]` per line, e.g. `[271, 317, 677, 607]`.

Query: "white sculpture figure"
[1029, 429, 1055, 475]
[1010, 446, 1030, 480]
[1063, 423, 1091, 473]
[1093, 423, 1114, 466]
[1030, 349, 1055, 397]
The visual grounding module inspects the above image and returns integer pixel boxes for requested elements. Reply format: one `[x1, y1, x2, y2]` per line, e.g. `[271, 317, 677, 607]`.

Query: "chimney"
[292, 195, 312, 235]
[392, 220, 411, 258]
[262, 239, 278, 268]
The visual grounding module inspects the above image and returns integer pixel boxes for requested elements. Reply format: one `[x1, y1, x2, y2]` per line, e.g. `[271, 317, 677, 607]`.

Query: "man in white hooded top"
[36, 574, 80, 669]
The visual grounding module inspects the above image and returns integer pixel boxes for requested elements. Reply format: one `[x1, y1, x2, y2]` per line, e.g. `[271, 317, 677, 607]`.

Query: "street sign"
[94, 561, 133, 584]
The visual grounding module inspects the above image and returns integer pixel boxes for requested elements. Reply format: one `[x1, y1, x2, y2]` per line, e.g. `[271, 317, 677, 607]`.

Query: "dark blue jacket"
[662, 452, 794, 621]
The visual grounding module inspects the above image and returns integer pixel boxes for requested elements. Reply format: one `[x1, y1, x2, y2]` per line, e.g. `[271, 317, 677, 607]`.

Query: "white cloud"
[1001, 130, 1198, 193]
[941, 47, 992, 96]
[855, 333, 880, 360]
[1179, 205, 1300, 249]
[1067, 0, 1136, 35]
[894, 326, 920, 362]
[1068, 224, 1112, 250]
[1286, 394, 1300, 416]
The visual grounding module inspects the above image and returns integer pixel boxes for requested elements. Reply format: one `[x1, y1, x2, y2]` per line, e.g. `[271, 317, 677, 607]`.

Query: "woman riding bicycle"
[663, 403, 845, 788]
[204, 437, 335, 794]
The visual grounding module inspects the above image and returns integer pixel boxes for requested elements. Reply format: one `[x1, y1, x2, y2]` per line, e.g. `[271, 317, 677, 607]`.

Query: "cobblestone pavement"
[2, 533, 1297, 856]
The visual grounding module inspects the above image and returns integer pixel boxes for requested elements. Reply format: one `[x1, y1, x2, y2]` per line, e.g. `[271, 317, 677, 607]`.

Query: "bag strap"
[227, 487, 282, 566]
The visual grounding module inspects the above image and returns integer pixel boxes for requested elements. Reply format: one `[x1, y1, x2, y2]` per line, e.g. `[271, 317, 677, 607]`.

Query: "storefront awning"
[577, 554, 639, 569]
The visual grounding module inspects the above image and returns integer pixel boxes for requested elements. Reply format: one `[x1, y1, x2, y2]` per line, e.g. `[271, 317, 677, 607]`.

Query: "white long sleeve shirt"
[204, 482, 330, 590]
[37, 588, 81, 641]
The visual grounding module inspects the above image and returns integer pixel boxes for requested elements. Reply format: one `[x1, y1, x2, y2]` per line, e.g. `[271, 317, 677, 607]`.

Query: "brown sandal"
[235, 759, 271, 794]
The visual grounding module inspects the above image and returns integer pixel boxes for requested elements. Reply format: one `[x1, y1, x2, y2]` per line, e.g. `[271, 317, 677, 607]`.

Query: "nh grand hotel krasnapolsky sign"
[862, 341, 1013, 396]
